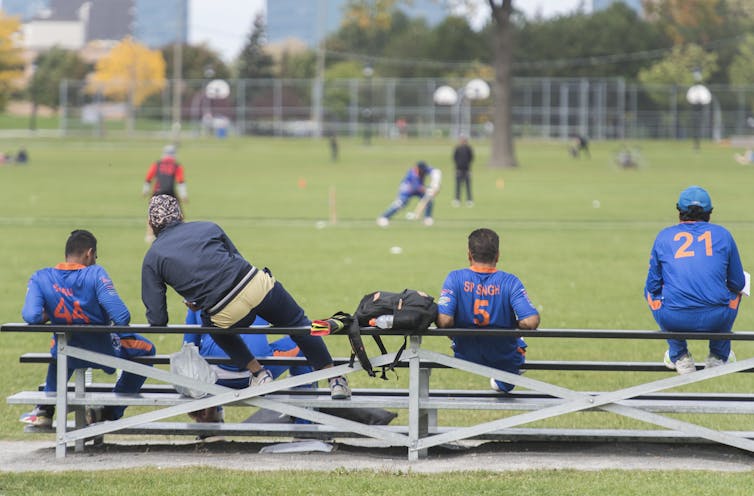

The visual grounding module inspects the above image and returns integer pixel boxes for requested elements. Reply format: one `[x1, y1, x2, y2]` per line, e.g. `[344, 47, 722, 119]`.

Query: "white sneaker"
[423, 217, 434, 226]
[466, 201, 474, 207]
[19, 407, 53, 427]
[490, 377, 503, 392]
[249, 368, 273, 387]
[451, 199, 460, 207]
[664, 351, 696, 374]
[705, 350, 736, 368]
[376, 217, 389, 227]
[329, 376, 351, 400]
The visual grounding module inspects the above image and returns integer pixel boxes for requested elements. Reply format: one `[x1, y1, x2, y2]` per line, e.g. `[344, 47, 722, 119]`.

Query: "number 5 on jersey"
[473, 299, 490, 326]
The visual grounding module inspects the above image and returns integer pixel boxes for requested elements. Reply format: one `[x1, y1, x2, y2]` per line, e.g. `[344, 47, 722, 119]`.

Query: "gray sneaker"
[249, 368, 273, 387]
[672, 353, 696, 375]
[329, 376, 351, 400]
[705, 350, 736, 368]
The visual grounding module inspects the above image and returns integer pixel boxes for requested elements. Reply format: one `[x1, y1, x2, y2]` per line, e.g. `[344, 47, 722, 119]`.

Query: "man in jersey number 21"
[645, 185, 747, 375]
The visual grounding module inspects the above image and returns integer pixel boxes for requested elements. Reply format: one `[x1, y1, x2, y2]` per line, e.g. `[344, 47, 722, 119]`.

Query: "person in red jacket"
[143, 145, 187, 242]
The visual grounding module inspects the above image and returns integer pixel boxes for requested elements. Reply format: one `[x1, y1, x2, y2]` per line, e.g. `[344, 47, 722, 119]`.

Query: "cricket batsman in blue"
[436, 228, 540, 393]
[20, 229, 155, 427]
[645, 186, 746, 374]
[377, 161, 442, 227]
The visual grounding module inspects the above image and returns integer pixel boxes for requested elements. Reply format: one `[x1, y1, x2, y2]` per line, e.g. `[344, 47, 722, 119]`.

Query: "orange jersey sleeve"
[144, 162, 158, 182]
[175, 164, 185, 183]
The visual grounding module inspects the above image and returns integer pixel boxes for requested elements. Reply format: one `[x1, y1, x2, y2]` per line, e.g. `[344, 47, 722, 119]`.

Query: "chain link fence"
[56, 77, 754, 141]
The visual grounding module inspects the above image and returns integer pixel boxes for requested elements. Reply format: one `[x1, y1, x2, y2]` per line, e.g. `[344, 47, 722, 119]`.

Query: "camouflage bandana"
[148, 194, 182, 234]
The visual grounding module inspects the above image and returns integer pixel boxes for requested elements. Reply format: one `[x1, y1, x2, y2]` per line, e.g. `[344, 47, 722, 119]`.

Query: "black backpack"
[313, 289, 437, 379]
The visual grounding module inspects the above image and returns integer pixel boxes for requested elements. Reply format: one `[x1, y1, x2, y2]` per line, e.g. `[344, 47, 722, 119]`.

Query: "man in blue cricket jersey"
[20, 229, 155, 427]
[183, 309, 314, 424]
[436, 228, 540, 393]
[377, 161, 442, 227]
[645, 186, 746, 374]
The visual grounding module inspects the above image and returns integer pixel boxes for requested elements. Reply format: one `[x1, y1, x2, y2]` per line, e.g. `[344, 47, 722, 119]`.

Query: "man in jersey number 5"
[645, 186, 746, 375]
[436, 228, 540, 393]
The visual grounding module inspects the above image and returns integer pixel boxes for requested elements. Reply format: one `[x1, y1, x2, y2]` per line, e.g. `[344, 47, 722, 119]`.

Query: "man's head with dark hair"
[677, 185, 712, 222]
[65, 229, 97, 265]
[468, 228, 499, 265]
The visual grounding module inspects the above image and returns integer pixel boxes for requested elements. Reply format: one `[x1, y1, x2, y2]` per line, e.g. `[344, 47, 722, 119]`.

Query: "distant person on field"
[20, 229, 155, 427]
[143, 144, 187, 242]
[328, 131, 338, 162]
[645, 186, 746, 375]
[452, 135, 474, 207]
[15, 147, 28, 164]
[377, 161, 442, 227]
[436, 228, 540, 393]
[570, 134, 590, 159]
[734, 149, 754, 165]
[616, 145, 638, 169]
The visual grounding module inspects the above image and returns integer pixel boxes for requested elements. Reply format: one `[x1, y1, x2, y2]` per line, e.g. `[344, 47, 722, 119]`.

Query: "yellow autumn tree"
[0, 11, 24, 110]
[88, 37, 166, 108]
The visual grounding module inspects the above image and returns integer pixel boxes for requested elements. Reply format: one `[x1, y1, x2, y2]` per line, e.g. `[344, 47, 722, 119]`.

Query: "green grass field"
[1, 135, 753, 489]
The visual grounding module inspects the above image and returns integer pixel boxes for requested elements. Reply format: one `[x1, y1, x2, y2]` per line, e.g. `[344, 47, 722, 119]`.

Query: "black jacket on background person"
[453, 144, 473, 170]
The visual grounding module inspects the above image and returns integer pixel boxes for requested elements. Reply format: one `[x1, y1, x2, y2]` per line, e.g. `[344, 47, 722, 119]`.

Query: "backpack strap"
[347, 318, 376, 377]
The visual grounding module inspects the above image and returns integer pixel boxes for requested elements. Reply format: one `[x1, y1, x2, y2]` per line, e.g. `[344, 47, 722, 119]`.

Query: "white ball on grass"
[390, 246, 403, 255]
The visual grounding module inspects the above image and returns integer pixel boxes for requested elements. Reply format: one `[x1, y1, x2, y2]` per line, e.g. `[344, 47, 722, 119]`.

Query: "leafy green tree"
[162, 43, 229, 81]
[637, 44, 718, 106]
[27, 46, 89, 129]
[237, 13, 274, 80]
[729, 34, 754, 86]
[88, 37, 167, 131]
[28, 47, 89, 108]
[514, 3, 670, 79]
[638, 44, 718, 87]
[278, 50, 316, 79]
[645, 0, 752, 83]
[428, 16, 489, 76]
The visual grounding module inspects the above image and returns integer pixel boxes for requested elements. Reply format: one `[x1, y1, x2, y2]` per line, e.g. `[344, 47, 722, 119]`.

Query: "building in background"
[2, 0, 187, 52]
[133, 0, 187, 47]
[266, 0, 448, 47]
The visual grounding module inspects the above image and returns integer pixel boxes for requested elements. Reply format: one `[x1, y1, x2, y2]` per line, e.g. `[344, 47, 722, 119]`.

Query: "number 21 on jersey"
[674, 231, 712, 259]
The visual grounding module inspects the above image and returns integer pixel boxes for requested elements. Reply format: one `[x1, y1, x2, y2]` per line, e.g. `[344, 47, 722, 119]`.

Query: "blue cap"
[677, 186, 712, 213]
[416, 161, 428, 173]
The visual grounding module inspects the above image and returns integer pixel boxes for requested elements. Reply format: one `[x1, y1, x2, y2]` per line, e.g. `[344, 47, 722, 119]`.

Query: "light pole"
[686, 68, 711, 150]
[362, 64, 374, 145]
[433, 79, 490, 138]
[28, 62, 38, 131]
[201, 66, 215, 136]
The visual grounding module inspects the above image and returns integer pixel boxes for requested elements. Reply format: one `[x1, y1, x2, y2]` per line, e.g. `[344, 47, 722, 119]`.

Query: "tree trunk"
[489, 0, 517, 168]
